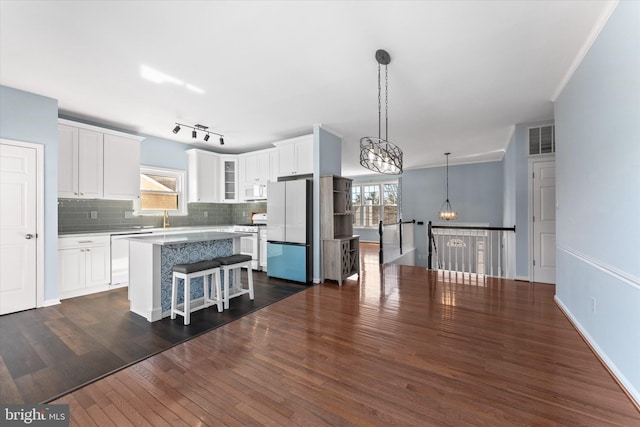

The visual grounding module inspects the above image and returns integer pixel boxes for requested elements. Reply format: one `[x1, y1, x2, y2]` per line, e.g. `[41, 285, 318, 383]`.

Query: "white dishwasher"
[110, 231, 152, 287]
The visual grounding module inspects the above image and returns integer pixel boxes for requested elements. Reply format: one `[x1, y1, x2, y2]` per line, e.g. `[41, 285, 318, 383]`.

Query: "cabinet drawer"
[58, 235, 110, 249]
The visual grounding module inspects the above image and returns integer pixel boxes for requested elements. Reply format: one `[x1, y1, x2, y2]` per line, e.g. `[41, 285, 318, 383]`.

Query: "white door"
[0, 143, 38, 314]
[532, 160, 556, 284]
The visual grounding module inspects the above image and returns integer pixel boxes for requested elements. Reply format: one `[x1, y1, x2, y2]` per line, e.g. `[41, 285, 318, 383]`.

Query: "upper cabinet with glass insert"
[220, 156, 238, 203]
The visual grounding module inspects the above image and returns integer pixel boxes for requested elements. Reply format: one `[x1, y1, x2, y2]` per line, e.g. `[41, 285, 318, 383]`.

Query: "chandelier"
[360, 49, 403, 175]
[438, 152, 458, 221]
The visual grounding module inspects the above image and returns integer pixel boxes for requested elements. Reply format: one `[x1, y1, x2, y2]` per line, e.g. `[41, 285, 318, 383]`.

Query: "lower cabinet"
[58, 236, 111, 299]
[322, 236, 360, 286]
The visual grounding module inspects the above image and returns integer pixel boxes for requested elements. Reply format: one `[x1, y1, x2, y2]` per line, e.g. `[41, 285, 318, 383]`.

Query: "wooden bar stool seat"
[214, 254, 254, 309]
[171, 259, 222, 325]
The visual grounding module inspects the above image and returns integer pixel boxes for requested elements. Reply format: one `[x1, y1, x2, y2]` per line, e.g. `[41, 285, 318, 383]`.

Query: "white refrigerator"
[266, 179, 313, 283]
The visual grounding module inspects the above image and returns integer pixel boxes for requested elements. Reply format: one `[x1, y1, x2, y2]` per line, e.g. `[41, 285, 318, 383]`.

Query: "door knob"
[25, 234, 34, 239]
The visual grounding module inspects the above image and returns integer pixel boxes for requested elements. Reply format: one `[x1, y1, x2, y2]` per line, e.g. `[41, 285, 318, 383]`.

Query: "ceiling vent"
[529, 125, 555, 155]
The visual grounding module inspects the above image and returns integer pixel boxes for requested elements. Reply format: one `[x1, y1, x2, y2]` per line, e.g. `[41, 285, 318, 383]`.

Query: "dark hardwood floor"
[0, 271, 309, 404]
[41, 243, 640, 426]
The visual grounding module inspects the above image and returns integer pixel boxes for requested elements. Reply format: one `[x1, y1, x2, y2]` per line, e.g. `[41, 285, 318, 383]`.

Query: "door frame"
[528, 154, 555, 283]
[1, 139, 45, 308]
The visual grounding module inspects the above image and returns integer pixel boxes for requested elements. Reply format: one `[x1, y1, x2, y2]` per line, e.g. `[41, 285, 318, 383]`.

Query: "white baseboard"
[515, 275, 529, 282]
[41, 298, 60, 307]
[555, 295, 640, 408]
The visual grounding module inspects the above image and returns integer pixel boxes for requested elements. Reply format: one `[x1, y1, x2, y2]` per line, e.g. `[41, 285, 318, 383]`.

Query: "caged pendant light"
[438, 152, 458, 221]
[360, 49, 403, 175]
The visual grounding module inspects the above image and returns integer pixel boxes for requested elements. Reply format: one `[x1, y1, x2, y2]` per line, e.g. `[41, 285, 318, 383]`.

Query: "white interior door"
[532, 160, 556, 284]
[0, 143, 38, 314]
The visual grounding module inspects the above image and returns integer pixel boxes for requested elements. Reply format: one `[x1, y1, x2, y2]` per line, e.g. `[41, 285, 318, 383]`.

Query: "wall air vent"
[529, 125, 555, 155]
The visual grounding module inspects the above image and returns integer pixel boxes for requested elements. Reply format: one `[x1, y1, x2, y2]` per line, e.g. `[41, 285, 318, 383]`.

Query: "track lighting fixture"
[171, 122, 225, 145]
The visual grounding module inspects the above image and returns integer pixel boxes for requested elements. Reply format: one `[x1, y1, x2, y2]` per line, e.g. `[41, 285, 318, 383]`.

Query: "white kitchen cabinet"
[103, 133, 142, 200]
[269, 149, 280, 182]
[239, 150, 272, 201]
[58, 125, 79, 198]
[58, 120, 143, 200]
[187, 149, 220, 202]
[58, 124, 104, 198]
[256, 151, 270, 183]
[58, 236, 111, 299]
[220, 156, 238, 202]
[274, 134, 313, 177]
[240, 152, 258, 186]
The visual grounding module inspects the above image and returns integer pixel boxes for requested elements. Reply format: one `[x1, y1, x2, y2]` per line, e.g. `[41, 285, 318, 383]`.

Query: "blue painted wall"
[504, 119, 554, 279]
[555, 1, 640, 403]
[314, 125, 342, 281]
[139, 136, 190, 171]
[316, 126, 342, 177]
[0, 85, 59, 301]
[401, 161, 504, 267]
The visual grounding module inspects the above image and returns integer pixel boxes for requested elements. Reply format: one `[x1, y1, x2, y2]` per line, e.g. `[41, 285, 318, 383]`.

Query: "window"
[137, 166, 187, 215]
[352, 182, 398, 227]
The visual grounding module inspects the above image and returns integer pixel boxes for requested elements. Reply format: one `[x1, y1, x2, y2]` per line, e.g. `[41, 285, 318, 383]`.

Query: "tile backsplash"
[58, 199, 267, 233]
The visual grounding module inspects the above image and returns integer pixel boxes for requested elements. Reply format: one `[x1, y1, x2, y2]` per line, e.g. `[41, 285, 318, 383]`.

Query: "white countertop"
[58, 225, 234, 239]
[126, 231, 249, 246]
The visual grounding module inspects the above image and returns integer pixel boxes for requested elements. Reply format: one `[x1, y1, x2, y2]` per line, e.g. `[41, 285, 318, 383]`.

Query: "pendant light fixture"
[360, 49, 403, 175]
[438, 152, 458, 221]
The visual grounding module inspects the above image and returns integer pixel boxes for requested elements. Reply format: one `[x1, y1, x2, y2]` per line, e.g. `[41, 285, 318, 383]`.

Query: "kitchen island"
[127, 231, 248, 322]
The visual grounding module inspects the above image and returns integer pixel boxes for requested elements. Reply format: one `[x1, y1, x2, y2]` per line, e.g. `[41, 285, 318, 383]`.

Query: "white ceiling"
[0, 1, 614, 176]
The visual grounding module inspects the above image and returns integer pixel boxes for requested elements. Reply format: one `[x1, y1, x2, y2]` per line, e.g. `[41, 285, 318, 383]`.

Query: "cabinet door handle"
[25, 234, 34, 239]
[78, 240, 93, 243]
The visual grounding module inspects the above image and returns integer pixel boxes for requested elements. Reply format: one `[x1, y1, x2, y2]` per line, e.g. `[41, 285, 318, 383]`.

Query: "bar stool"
[171, 259, 222, 325]
[214, 254, 254, 309]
